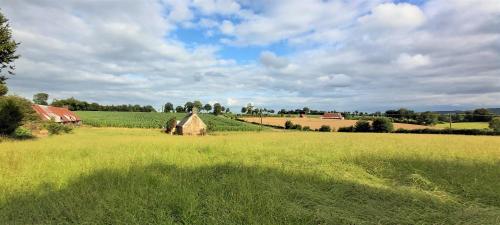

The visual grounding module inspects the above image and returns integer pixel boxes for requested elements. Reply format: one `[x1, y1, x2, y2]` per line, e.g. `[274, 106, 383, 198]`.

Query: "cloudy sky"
[2, 0, 499, 112]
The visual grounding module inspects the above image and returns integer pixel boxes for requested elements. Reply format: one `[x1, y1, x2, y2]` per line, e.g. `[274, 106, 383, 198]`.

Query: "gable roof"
[322, 112, 343, 118]
[32, 104, 81, 123]
[177, 112, 206, 128]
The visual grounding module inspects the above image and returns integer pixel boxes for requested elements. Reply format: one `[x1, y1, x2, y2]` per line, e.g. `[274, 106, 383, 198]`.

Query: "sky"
[1, 0, 499, 112]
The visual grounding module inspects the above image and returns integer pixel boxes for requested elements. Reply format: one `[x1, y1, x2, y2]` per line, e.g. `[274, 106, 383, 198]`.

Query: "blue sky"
[2, 0, 500, 112]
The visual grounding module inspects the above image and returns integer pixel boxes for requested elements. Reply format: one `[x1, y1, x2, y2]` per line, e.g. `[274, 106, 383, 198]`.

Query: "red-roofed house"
[32, 104, 81, 124]
[321, 112, 344, 120]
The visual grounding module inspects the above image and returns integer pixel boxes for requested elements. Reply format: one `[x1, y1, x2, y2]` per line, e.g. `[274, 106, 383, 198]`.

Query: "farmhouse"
[175, 110, 207, 135]
[32, 104, 81, 124]
[321, 112, 344, 120]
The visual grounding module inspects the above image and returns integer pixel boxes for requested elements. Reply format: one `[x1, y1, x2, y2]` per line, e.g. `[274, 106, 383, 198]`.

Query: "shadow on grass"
[1, 162, 499, 225]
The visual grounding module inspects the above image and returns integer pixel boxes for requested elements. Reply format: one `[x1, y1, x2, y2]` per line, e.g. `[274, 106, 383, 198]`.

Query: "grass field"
[76, 111, 266, 131]
[436, 122, 491, 130]
[1, 127, 500, 224]
[242, 117, 434, 130]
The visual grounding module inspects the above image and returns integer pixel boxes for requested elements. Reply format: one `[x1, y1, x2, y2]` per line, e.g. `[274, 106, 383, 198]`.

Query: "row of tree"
[163, 101, 230, 115]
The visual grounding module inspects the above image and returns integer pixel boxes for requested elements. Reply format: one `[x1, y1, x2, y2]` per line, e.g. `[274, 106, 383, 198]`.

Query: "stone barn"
[175, 110, 207, 135]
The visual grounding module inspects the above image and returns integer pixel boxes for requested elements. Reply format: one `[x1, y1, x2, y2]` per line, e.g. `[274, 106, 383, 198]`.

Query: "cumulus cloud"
[2, 0, 500, 111]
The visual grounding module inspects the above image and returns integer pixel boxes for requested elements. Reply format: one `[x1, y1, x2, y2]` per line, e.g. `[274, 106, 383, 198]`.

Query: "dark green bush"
[0, 98, 23, 135]
[354, 120, 371, 132]
[338, 126, 354, 132]
[372, 118, 394, 133]
[284, 120, 294, 129]
[489, 117, 500, 132]
[292, 124, 302, 130]
[302, 126, 312, 131]
[318, 125, 332, 132]
[394, 128, 499, 136]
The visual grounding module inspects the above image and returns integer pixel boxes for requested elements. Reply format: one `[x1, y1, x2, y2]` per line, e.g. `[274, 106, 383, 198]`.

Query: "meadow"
[76, 111, 266, 131]
[1, 127, 500, 224]
[242, 117, 433, 130]
[436, 122, 491, 130]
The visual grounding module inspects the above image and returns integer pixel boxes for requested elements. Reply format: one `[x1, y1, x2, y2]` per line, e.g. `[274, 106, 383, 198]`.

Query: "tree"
[175, 106, 185, 113]
[184, 101, 194, 112]
[203, 104, 212, 112]
[225, 108, 230, 113]
[213, 103, 222, 115]
[354, 120, 371, 132]
[472, 108, 493, 122]
[303, 107, 310, 114]
[193, 100, 203, 111]
[0, 98, 23, 135]
[0, 83, 7, 96]
[164, 102, 174, 113]
[221, 106, 226, 113]
[417, 111, 439, 125]
[0, 11, 20, 84]
[246, 103, 254, 114]
[241, 107, 247, 114]
[33, 93, 49, 105]
[372, 118, 394, 133]
[489, 117, 500, 132]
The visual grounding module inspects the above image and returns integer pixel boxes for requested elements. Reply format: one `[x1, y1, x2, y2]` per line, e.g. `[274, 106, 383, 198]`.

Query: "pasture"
[242, 117, 433, 130]
[76, 111, 265, 131]
[1, 127, 500, 224]
[436, 122, 491, 130]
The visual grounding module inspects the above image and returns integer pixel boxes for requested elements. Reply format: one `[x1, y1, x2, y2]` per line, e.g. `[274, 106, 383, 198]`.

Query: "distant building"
[32, 104, 81, 124]
[175, 110, 207, 135]
[321, 112, 344, 120]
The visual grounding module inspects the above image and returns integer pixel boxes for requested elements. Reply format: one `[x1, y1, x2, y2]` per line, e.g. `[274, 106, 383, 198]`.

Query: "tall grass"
[1, 128, 500, 224]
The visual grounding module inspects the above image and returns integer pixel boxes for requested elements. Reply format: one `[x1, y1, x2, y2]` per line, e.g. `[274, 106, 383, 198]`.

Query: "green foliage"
[0, 98, 23, 134]
[284, 120, 294, 129]
[472, 108, 493, 122]
[163, 102, 174, 113]
[292, 124, 302, 130]
[184, 102, 194, 112]
[338, 126, 355, 132]
[213, 103, 222, 115]
[0, 83, 7, 96]
[302, 126, 311, 131]
[417, 111, 439, 125]
[204, 104, 212, 112]
[33, 93, 49, 105]
[175, 106, 185, 113]
[395, 128, 499, 136]
[76, 111, 265, 131]
[0, 11, 20, 83]
[372, 118, 394, 133]
[193, 101, 203, 111]
[13, 126, 33, 139]
[45, 121, 73, 135]
[165, 117, 177, 133]
[52, 97, 156, 112]
[489, 117, 500, 132]
[318, 125, 332, 132]
[354, 120, 371, 132]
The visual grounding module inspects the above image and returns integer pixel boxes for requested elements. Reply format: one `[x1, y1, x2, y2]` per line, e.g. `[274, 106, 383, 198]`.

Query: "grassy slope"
[1, 128, 500, 224]
[75, 111, 266, 131]
[436, 122, 490, 130]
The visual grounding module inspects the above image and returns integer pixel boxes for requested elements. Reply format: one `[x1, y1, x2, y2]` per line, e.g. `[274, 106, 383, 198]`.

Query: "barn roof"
[322, 112, 343, 118]
[32, 104, 81, 123]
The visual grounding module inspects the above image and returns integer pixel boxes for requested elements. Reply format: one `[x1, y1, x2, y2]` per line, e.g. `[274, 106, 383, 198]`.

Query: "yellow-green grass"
[436, 122, 491, 130]
[1, 128, 500, 224]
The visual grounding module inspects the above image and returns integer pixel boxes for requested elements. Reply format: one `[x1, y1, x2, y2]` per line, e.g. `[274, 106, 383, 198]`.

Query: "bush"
[302, 126, 312, 131]
[0, 84, 8, 96]
[45, 121, 73, 135]
[394, 128, 499, 136]
[0, 98, 24, 135]
[13, 127, 33, 139]
[318, 125, 332, 132]
[284, 120, 294, 129]
[372, 118, 394, 133]
[292, 124, 302, 130]
[354, 120, 371, 132]
[165, 117, 177, 133]
[490, 117, 500, 132]
[338, 126, 354, 132]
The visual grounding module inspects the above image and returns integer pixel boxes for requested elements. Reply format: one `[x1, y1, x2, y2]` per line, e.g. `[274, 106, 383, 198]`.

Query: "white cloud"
[395, 54, 431, 69]
[259, 51, 289, 69]
[219, 20, 235, 35]
[358, 3, 426, 30]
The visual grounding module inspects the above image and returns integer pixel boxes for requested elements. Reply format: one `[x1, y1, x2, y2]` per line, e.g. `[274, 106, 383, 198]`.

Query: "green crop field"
[75, 111, 266, 132]
[1, 127, 499, 224]
[436, 122, 491, 130]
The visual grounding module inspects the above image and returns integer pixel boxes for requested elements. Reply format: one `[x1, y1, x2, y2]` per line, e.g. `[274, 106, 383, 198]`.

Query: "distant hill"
[433, 108, 500, 115]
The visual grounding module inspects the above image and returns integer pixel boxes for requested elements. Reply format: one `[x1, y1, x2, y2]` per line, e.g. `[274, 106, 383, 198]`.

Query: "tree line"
[163, 100, 230, 115]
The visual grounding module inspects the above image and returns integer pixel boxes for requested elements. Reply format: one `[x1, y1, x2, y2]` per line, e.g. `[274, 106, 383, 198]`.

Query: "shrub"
[338, 126, 354, 132]
[302, 126, 312, 131]
[354, 120, 371, 132]
[13, 127, 33, 139]
[394, 128, 499, 136]
[45, 121, 73, 135]
[0, 98, 24, 135]
[318, 125, 332, 132]
[490, 117, 500, 132]
[292, 124, 302, 130]
[372, 118, 394, 133]
[0, 84, 8, 96]
[165, 117, 177, 133]
[284, 120, 294, 129]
